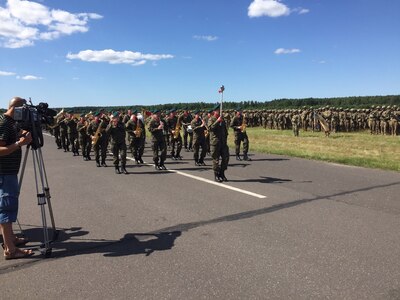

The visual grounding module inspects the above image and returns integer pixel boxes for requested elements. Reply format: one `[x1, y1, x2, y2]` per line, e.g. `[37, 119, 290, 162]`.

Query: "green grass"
[228, 128, 400, 172]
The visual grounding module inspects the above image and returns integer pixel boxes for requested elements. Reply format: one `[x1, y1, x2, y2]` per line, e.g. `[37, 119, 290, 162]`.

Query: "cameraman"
[0, 97, 33, 259]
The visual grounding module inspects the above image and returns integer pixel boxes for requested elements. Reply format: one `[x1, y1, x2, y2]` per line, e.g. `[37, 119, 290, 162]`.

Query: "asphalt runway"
[1, 133, 400, 299]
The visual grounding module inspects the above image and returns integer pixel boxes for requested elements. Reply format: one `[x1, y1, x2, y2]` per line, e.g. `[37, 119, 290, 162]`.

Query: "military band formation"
[49, 105, 251, 182]
[49, 104, 399, 182]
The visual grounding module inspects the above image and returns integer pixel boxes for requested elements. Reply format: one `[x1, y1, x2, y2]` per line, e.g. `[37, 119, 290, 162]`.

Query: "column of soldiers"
[48, 106, 252, 182]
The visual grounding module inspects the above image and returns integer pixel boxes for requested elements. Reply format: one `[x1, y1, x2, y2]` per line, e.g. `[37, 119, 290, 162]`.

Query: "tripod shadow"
[18, 227, 181, 259]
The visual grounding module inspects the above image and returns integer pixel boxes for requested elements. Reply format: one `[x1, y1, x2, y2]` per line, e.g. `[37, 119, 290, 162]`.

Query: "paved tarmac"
[1, 134, 400, 299]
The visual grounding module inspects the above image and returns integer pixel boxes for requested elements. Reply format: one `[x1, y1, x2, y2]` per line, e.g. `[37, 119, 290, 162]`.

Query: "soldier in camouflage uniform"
[58, 113, 69, 152]
[190, 110, 207, 166]
[77, 114, 91, 161]
[166, 109, 183, 160]
[148, 110, 167, 170]
[230, 108, 251, 161]
[106, 112, 128, 174]
[65, 111, 79, 156]
[87, 112, 108, 167]
[125, 110, 145, 164]
[291, 111, 301, 137]
[208, 105, 229, 182]
[180, 109, 193, 151]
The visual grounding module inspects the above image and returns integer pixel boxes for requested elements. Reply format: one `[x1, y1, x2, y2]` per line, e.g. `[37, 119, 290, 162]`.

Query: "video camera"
[13, 99, 57, 149]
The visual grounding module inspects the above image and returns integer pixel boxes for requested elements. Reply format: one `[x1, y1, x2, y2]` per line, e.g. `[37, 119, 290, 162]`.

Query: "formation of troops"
[47, 104, 399, 181]
[226, 105, 400, 136]
[48, 106, 251, 182]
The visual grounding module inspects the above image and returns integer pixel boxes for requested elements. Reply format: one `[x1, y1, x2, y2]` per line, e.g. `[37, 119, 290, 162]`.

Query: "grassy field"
[227, 128, 400, 172]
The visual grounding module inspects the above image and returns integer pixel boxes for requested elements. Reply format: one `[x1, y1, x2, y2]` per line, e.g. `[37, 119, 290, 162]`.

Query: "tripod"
[18, 141, 58, 258]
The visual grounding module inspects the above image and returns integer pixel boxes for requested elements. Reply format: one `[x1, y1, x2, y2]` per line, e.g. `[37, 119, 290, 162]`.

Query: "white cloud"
[17, 75, 43, 80]
[66, 49, 174, 66]
[0, 0, 102, 48]
[248, 0, 309, 18]
[274, 48, 301, 54]
[0, 70, 15, 76]
[193, 35, 218, 42]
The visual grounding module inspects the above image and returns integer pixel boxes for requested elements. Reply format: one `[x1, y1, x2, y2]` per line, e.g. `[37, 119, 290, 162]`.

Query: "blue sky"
[1, 0, 399, 108]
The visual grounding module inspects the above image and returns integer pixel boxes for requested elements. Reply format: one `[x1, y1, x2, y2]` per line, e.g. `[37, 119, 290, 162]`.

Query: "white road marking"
[43, 133, 266, 199]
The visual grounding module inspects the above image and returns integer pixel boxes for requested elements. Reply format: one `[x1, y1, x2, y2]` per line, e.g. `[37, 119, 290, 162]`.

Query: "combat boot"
[236, 154, 242, 161]
[115, 166, 121, 174]
[220, 170, 228, 182]
[243, 154, 251, 161]
[96, 161, 101, 167]
[121, 166, 129, 174]
[214, 171, 222, 182]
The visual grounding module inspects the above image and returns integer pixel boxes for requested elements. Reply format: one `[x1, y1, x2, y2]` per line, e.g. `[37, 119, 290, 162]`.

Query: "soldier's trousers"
[79, 135, 91, 157]
[183, 130, 193, 149]
[129, 137, 144, 160]
[293, 125, 299, 137]
[234, 133, 249, 155]
[193, 137, 206, 163]
[152, 139, 167, 165]
[211, 143, 229, 172]
[93, 138, 108, 163]
[111, 142, 127, 167]
[170, 135, 182, 157]
[60, 131, 69, 150]
[54, 128, 61, 148]
[68, 133, 79, 154]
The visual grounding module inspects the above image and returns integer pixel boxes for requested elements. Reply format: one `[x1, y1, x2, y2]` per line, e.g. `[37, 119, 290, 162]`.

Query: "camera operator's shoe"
[121, 166, 129, 174]
[236, 154, 242, 161]
[115, 166, 121, 174]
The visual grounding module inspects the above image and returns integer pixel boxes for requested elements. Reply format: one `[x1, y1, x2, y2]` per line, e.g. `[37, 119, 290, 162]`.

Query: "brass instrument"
[240, 113, 247, 133]
[134, 121, 142, 138]
[91, 122, 103, 146]
[174, 120, 181, 139]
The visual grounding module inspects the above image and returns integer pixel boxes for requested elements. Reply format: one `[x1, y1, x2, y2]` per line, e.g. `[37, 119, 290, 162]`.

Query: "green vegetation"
[230, 127, 400, 172]
[54, 95, 400, 113]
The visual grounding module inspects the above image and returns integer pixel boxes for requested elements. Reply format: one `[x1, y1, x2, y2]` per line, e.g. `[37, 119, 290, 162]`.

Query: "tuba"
[91, 122, 104, 146]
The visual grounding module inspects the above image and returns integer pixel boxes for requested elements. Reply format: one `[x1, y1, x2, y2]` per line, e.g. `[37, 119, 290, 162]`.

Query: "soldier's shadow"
[18, 227, 181, 258]
[228, 176, 292, 184]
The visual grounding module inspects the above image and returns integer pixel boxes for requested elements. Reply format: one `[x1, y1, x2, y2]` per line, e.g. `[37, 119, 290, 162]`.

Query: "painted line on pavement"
[43, 133, 266, 199]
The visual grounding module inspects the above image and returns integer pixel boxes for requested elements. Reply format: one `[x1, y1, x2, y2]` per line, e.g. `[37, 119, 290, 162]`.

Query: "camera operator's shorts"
[0, 175, 19, 224]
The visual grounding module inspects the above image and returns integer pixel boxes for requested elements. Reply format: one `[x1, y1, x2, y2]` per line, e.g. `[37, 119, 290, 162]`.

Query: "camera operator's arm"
[0, 131, 32, 156]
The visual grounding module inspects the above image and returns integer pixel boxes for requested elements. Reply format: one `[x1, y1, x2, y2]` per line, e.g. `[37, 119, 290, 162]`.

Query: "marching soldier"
[125, 110, 145, 164]
[208, 105, 229, 182]
[77, 114, 91, 161]
[58, 112, 69, 152]
[230, 108, 251, 161]
[148, 110, 167, 170]
[180, 108, 193, 151]
[87, 112, 108, 167]
[291, 111, 301, 137]
[106, 112, 128, 174]
[190, 110, 207, 166]
[65, 111, 79, 156]
[166, 108, 183, 160]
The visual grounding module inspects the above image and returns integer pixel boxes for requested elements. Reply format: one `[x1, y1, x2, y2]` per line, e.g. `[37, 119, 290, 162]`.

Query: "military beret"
[152, 109, 160, 114]
[169, 108, 176, 113]
[193, 110, 200, 115]
[80, 113, 85, 118]
[213, 104, 220, 111]
[131, 109, 138, 114]
[235, 107, 242, 112]
[207, 108, 214, 114]
[112, 111, 119, 118]
[94, 111, 101, 117]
